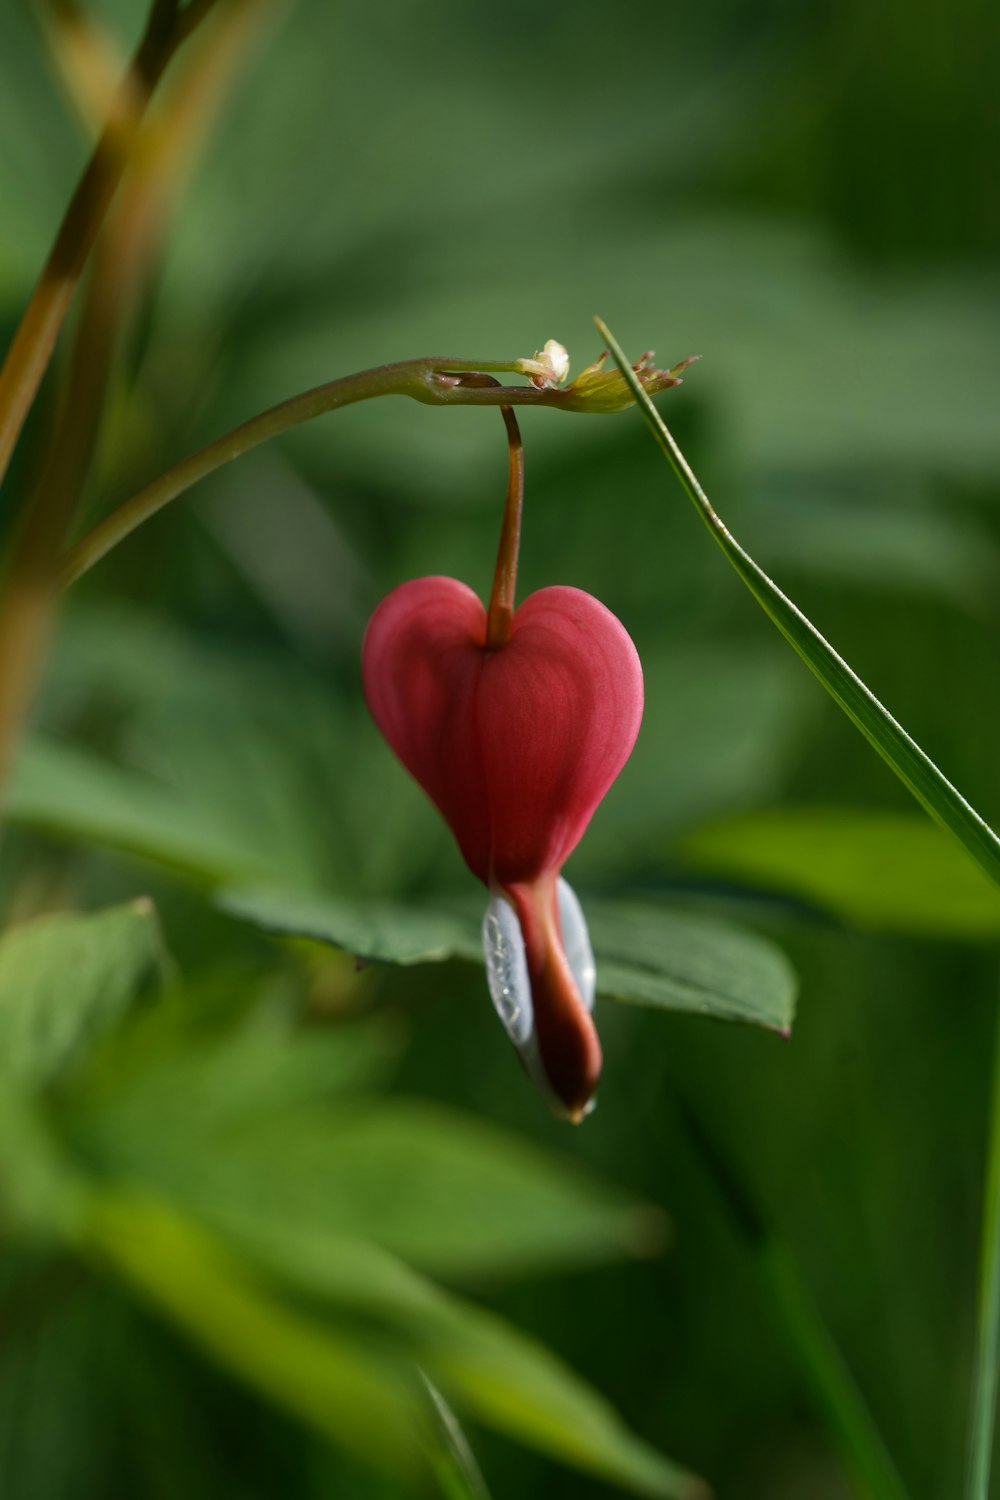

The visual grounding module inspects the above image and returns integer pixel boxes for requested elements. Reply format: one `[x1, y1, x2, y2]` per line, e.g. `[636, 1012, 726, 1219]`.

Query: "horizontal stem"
[60, 357, 605, 586]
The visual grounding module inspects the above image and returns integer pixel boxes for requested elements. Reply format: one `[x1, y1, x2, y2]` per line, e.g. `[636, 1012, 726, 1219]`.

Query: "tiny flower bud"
[514, 338, 571, 389]
[555, 349, 699, 413]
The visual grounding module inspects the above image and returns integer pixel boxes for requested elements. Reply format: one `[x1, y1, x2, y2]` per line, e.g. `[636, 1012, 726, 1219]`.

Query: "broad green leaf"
[0, 901, 163, 1088]
[0, 1082, 86, 1238]
[681, 807, 1000, 941]
[218, 885, 482, 965]
[34, 603, 372, 891]
[599, 318, 1000, 895]
[220, 884, 796, 1033]
[585, 899, 796, 1033]
[71, 1083, 666, 1282]
[184, 1214, 708, 1500]
[79, 1186, 706, 1498]
[81, 1190, 424, 1486]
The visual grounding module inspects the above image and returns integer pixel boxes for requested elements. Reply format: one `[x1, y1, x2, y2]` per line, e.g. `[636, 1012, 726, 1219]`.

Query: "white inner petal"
[557, 877, 596, 1012]
[481, 884, 598, 1122]
[482, 889, 533, 1046]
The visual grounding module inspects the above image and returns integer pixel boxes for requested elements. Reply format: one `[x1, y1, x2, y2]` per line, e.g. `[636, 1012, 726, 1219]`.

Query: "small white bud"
[514, 338, 571, 389]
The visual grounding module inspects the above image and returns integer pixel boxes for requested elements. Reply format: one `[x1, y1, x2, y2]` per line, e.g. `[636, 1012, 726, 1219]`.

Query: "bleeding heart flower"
[362, 396, 643, 1121]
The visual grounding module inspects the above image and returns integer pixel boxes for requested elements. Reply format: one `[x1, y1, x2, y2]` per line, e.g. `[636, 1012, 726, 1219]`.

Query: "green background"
[1, 1, 999, 1497]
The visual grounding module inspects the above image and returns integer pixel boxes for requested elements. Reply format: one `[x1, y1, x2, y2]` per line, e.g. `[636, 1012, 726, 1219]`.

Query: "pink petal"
[362, 580, 643, 887]
[362, 576, 493, 880]
[479, 585, 643, 884]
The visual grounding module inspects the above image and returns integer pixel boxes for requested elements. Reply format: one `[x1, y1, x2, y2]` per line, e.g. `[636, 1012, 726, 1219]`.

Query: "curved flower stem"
[0, 0, 215, 490]
[486, 400, 524, 649]
[60, 357, 584, 587]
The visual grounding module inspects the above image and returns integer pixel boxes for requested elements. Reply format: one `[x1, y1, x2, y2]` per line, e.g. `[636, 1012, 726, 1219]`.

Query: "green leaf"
[585, 898, 796, 1033]
[81, 1190, 424, 1487]
[750, 482, 1000, 612]
[72, 1071, 666, 1281]
[218, 885, 482, 966]
[219, 885, 795, 1033]
[681, 807, 1000, 941]
[75, 995, 398, 1129]
[0, 901, 164, 1088]
[0, 1083, 86, 1239]
[8, 736, 265, 883]
[598, 317, 1000, 895]
[187, 1214, 708, 1500]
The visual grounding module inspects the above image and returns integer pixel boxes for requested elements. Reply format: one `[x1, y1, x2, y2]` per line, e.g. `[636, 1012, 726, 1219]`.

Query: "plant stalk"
[486, 404, 524, 648]
[0, 0, 219, 492]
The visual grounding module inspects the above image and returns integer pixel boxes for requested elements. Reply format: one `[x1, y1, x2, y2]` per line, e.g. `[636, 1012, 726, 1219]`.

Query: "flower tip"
[566, 1097, 598, 1125]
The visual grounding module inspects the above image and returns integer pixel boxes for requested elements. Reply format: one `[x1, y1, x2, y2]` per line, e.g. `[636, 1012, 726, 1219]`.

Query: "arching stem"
[486, 404, 524, 649]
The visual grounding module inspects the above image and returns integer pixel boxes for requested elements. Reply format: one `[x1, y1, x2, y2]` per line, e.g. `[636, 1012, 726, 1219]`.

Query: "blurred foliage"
[1, 0, 1000, 1497]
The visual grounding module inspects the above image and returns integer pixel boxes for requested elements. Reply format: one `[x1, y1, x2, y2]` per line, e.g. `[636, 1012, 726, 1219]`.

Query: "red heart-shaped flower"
[362, 575, 643, 1117]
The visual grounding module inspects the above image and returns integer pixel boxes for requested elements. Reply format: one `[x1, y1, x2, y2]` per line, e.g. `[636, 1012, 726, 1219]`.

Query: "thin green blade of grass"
[596, 316, 1000, 896]
[602, 313, 1000, 1500]
[681, 1101, 911, 1500]
[966, 983, 1000, 1500]
[422, 1376, 494, 1500]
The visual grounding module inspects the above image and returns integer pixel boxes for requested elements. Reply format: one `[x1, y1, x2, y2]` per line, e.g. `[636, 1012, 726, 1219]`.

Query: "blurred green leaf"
[187, 1214, 708, 1500]
[681, 807, 1000, 941]
[60, 988, 699, 1491]
[751, 483, 1000, 612]
[82, 1190, 424, 1486]
[22, 605, 425, 896]
[73, 1082, 666, 1281]
[0, 1083, 84, 1240]
[573, 642, 811, 879]
[0, 901, 164, 1088]
[8, 736, 266, 883]
[77, 1004, 398, 1127]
